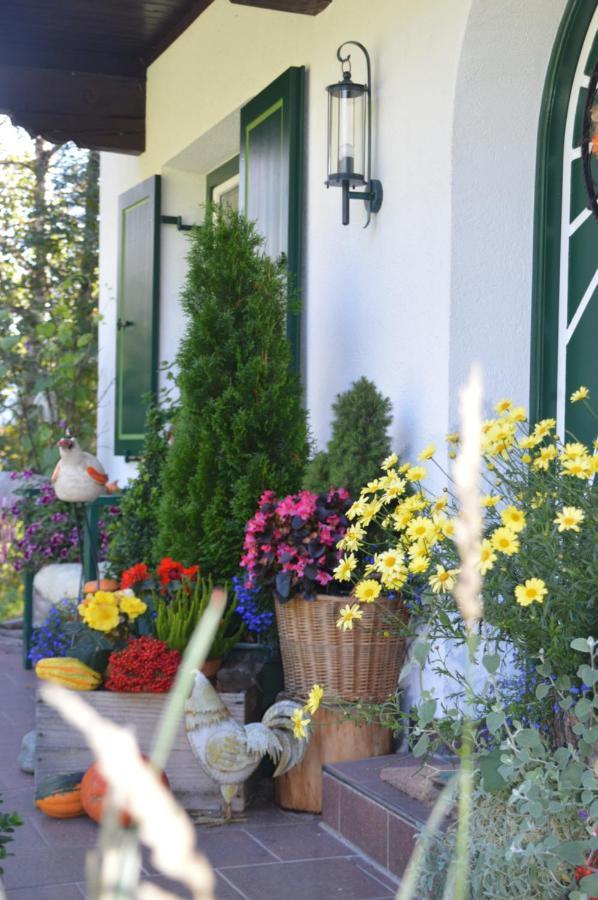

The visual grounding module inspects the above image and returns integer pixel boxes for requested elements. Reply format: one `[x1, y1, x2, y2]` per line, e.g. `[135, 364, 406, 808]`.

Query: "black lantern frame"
[326, 41, 383, 227]
[581, 59, 598, 221]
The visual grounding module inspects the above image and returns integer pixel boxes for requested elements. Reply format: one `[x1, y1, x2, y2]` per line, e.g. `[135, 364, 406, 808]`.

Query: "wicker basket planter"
[275, 594, 406, 702]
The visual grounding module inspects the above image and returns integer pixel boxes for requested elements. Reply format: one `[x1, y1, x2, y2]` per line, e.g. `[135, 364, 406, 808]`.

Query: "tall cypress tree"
[156, 208, 309, 579]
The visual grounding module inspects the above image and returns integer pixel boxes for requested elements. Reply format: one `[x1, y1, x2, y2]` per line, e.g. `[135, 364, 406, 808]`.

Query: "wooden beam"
[0, 65, 145, 153]
[229, 0, 331, 14]
[145, 0, 217, 64]
[0, 42, 145, 79]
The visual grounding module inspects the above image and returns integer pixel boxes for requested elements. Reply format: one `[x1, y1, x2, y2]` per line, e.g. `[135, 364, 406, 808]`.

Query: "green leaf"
[412, 641, 431, 669]
[516, 728, 542, 749]
[580, 875, 598, 894]
[571, 638, 591, 654]
[486, 710, 505, 734]
[418, 699, 436, 726]
[556, 841, 588, 865]
[482, 653, 500, 675]
[535, 682, 550, 700]
[577, 664, 598, 686]
[477, 748, 506, 792]
[412, 734, 430, 758]
[574, 698, 593, 719]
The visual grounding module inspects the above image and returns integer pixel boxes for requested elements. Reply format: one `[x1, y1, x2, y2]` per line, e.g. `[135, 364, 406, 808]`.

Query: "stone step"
[321, 754, 439, 882]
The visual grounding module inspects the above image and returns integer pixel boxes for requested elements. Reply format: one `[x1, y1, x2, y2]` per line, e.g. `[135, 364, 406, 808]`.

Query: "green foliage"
[156, 207, 309, 579]
[0, 795, 22, 874]
[107, 403, 173, 577]
[304, 377, 393, 496]
[0, 117, 99, 472]
[156, 577, 243, 659]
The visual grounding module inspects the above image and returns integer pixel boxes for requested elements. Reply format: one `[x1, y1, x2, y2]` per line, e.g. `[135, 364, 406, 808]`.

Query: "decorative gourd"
[35, 657, 102, 691]
[84, 578, 120, 593]
[35, 771, 85, 818]
[81, 758, 170, 825]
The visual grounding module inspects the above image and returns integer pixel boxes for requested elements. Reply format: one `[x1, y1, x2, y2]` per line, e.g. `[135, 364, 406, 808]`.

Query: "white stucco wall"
[448, 0, 567, 426]
[97, 0, 569, 486]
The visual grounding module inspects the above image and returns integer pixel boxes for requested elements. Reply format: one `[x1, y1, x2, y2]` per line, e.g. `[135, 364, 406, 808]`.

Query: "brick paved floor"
[0, 644, 398, 899]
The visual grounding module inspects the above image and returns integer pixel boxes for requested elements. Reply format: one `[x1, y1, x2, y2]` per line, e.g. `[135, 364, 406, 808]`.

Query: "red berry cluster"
[105, 636, 181, 692]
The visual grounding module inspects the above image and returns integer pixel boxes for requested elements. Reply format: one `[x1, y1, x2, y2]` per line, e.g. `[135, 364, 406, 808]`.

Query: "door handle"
[117, 319, 134, 330]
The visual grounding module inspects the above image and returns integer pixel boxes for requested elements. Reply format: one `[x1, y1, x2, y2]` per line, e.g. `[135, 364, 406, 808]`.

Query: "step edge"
[322, 765, 428, 830]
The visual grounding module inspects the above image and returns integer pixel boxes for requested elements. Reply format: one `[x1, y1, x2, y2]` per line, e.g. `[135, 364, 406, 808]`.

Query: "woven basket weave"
[275, 594, 406, 702]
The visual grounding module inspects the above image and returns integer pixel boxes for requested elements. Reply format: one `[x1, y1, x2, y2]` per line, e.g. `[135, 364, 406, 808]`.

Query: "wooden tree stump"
[274, 706, 393, 813]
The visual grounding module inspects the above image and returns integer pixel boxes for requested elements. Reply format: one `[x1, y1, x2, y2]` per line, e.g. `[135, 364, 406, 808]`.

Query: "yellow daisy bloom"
[562, 456, 592, 479]
[338, 524, 366, 552]
[409, 555, 430, 574]
[533, 445, 558, 470]
[481, 494, 501, 508]
[406, 465, 427, 482]
[514, 578, 547, 607]
[292, 709, 311, 739]
[433, 495, 448, 513]
[553, 506, 585, 532]
[381, 453, 398, 471]
[507, 406, 527, 423]
[333, 554, 357, 582]
[494, 399, 512, 414]
[361, 479, 381, 495]
[533, 418, 556, 439]
[518, 434, 540, 450]
[428, 565, 459, 594]
[406, 516, 436, 544]
[446, 432, 460, 445]
[570, 385, 589, 403]
[305, 684, 323, 716]
[355, 579, 382, 603]
[560, 442, 588, 461]
[418, 444, 436, 461]
[521, 453, 532, 465]
[491, 527, 520, 556]
[336, 603, 363, 631]
[360, 500, 382, 526]
[476, 539, 496, 575]
[500, 506, 526, 533]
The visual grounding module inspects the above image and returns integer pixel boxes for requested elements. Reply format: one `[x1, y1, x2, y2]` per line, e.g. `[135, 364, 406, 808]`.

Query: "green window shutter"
[114, 175, 161, 458]
[531, 0, 598, 445]
[240, 66, 305, 373]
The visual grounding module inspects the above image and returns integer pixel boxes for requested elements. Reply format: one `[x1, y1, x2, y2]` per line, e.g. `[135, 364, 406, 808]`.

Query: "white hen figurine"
[52, 435, 118, 503]
[185, 670, 309, 823]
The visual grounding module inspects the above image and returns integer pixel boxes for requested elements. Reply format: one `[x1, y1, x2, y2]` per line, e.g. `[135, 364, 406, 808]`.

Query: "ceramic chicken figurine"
[52, 434, 118, 503]
[185, 671, 309, 823]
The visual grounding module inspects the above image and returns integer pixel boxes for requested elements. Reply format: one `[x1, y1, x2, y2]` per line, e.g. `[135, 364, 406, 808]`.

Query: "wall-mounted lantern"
[326, 41, 382, 228]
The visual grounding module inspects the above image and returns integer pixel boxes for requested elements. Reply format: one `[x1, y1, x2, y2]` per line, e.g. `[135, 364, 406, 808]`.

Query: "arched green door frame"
[530, 0, 597, 424]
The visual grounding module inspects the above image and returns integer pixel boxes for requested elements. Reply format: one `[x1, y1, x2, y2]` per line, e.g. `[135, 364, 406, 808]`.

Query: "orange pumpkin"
[35, 771, 86, 818]
[81, 758, 170, 825]
[83, 578, 120, 593]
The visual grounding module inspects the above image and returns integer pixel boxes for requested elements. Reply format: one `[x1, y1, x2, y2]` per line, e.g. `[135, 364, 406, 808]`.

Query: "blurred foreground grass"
[0, 563, 23, 621]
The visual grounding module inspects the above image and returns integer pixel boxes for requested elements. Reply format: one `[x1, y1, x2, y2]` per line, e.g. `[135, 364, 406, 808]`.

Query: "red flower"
[181, 565, 199, 581]
[105, 637, 180, 693]
[120, 562, 150, 590]
[156, 557, 185, 587]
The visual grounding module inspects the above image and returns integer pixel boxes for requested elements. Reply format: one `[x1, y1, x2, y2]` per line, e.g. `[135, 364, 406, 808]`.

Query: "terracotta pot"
[84, 578, 120, 594]
[201, 658, 223, 679]
[275, 594, 407, 702]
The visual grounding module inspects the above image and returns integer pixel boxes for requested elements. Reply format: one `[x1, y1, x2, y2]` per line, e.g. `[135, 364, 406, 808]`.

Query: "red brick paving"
[0, 645, 398, 899]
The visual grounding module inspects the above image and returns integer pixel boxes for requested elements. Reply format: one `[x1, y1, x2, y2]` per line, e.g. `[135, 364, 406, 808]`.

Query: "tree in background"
[157, 207, 309, 580]
[0, 117, 99, 473]
[304, 377, 393, 497]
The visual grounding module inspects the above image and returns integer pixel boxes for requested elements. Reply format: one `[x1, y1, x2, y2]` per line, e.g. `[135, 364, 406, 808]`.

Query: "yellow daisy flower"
[428, 565, 459, 594]
[553, 506, 585, 532]
[338, 524, 366, 552]
[406, 465, 427, 482]
[500, 506, 526, 533]
[521, 453, 532, 465]
[406, 516, 436, 544]
[409, 555, 430, 574]
[446, 432, 460, 445]
[514, 578, 547, 607]
[491, 527, 520, 556]
[507, 406, 527, 423]
[518, 434, 540, 450]
[476, 539, 496, 575]
[481, 494, 500, 508]
[355, 579, 382, 603]
[418, 444, 436, 461]
[560, 442, 588, 461]
[533, 445, 558, 470]
[533, 418, 556, 439]
[433, 495, 448, 513]
[305, 684, 323, 716]
[562, 456, 592, 479]
[570, 385, 589, 403]
[333, 554, 357, 582]
[381, 453, 398, 471]
[292, 708, 311, 739]
[336, 603, 363, 631]
[493, 399, 512, 414]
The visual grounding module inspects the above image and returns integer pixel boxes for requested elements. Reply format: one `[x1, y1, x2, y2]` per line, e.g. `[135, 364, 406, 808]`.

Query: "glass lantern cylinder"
[326, 74, 367, 187]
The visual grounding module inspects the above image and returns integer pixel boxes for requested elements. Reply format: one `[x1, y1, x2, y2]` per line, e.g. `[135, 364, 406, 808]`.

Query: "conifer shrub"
[304, 377, 393, 496]
[156, 207, 309, 579]
[107, 404, 172, 577]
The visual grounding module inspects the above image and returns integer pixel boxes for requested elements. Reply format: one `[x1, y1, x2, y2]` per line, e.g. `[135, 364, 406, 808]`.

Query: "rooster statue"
[52, 433, 118, 503]
[185, 670, 309, 823]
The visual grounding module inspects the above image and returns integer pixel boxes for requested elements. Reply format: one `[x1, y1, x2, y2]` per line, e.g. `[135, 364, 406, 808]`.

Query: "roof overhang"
[0, 0, 332, 154]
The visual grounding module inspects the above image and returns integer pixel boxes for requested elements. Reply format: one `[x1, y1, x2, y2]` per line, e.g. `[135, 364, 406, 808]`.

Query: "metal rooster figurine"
[185, 671, 309, 824]
[52, 432, 118, 503]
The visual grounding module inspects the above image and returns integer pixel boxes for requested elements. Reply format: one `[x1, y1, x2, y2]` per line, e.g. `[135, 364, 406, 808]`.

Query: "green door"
[240, 66, 305, 373]
[114, 175, 161, 458]
[532, 0, 598, 445]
